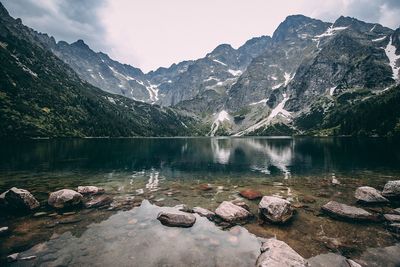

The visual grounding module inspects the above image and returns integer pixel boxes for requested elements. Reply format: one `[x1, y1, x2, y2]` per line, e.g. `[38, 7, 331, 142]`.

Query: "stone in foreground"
[77, 186, 105, 195]
[0, 226, 9, 236]
[0, 187, 40, 211]
[259, 196, 294, 224]
[48, 189, 83, 209]
[354, 186, 388, 203]
[239, 189, 263, 200]
[193, 206, 215, 219]
[384, 214, 400, 223]
[215, 201, 251, 222]
[382, 180, 400, 197]
[321, 201, 377, 222]
[256, 238, 308, 267]
[308, 252, 361, 267]
[85, 195, 112, 208]
[157, 211, 196, 227]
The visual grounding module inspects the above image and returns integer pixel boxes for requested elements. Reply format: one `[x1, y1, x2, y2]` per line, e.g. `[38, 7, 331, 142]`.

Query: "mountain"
[0, 3, 202, 138]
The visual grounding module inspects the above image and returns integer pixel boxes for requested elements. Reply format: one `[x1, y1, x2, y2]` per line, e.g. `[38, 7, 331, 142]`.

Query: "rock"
[157, 211, 196, 227]
[48, 189, 83, 209]
[388, 223, 400, 232]
[0, 226, 9, 236]
[355, 186, 388, 203]
[7, 253, 19, 262]
[256, 238, 308, 267]
[332, 177, 341, 185]
[33, 212, 47, 217]
[259, 196, 294, 224]
[193, 207, 215, 219]
[392, 208, 400, 215]
[231, 199, 250, 211]
[239, 189, 263, 200]
[215, 201, 251, 222]
[20, 255, 37, 261]
[173, 204, 193, 213]
[308, 253, 361, 267]
[321, 201, 378, 222]
[0, 187, 39, 211]
[85, 195, 112, 208]
[77, 186, 105, 195]
[58, 217, 82, 224]
[382, 180, 400, 197]
[198, 184, 212, 191]
[384, 214, 400, 223]
[300, 195, 316, 203]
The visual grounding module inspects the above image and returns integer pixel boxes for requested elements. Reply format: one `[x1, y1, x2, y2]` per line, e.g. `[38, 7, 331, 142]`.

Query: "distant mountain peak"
[0, 2, 9, 16]
[71, 39, 90, 49]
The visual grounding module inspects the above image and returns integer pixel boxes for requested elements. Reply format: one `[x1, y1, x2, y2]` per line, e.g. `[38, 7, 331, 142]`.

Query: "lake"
[1, 137, 400, 266]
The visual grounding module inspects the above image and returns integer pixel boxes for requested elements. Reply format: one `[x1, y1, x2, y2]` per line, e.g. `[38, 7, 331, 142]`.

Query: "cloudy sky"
[3, 0, 400, 72]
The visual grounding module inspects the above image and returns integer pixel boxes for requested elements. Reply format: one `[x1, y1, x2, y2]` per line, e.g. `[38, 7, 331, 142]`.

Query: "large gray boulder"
[77, 186, 105, 195]
[354, 186, 388, 203]
[384, 214, 400, 223]
[193, 207, 215, 219]
[48, 189, 83, 209]
[0, 187, 39, 212]
[256, 238, 309, 267]
[382, 180, 400, 197]
[259, 196, 294, 223]
[321, 201, 377, 222]
[157, 211, 196, 227]
[215, 201, 251, 222]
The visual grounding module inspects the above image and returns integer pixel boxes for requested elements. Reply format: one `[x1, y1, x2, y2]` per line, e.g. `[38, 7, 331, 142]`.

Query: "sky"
[3, 0, 400, 72]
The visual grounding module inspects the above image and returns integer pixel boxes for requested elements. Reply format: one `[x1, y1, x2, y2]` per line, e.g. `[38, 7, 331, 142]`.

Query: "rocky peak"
[333, 16, 392, 34]
[0, 2, 9, 17]
[71, 39, 90, 50]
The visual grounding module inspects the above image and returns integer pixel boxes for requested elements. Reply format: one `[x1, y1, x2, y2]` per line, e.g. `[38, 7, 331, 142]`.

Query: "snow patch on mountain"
[384, 36, 400, 81]
[372, 36, 387, 42]
[315, 26, 348, 38]
[249, 99, 268, 106]
[213, 59, 227, 66]
[228, 69, 242, 76]
[209, 110, 231, 136]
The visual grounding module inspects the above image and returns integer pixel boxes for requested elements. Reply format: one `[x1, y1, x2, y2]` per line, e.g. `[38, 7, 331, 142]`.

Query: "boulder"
[355, 186, 388, 203]
[382, 180, 400, 197]
[308, 253, 361, 267]
[215, 201, 251, 222]
[198, 184, 212, 191]
[48, 189, 83, 209]
[0, 187, 39, 211]
[239, 189, 263, 200]
[157, 211, 196, 227]
[384, 214, 400, 223]
[0, 226, 9, 236]
[7, 253, 19, 263]
[85, 195, 112, 208]
[256, 238, 308, 267]
[231, 199, 250, 211]
[77, 186, 105, 195]
[321, 201, 377, 222]
[193, 207, 215, 219]
[259, 196, 294, 224]
[393, 208, 400, 215]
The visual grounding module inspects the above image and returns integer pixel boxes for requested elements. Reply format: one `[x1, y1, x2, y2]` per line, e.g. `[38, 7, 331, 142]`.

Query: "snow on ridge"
[209, 110, 231, 136]
[329, 86, 337, 96]
[284, 72, 295, 86]
[228, 69, 242, 76]
[234, 94, 291, 136]
[249, 99, 268, 106]
[314, 26, 348, 39]
[272, 83, 284, 90]
[384, 36, 400, 81]
[213, 59, 227, 66]
[372, 36, 386, 42]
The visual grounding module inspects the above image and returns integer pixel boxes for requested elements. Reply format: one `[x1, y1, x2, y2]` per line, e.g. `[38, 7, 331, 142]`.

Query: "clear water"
[0, 137, 399, 265]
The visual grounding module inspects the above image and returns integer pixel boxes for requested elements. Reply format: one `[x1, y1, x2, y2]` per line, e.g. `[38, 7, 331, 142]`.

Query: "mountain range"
[0, 2, 399, 138]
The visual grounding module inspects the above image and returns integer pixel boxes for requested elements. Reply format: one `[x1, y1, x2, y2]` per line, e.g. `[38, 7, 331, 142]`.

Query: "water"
[0, 137, 399, 265]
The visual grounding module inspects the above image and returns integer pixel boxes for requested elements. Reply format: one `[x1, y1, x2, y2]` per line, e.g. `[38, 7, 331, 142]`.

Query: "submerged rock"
[308, 253, 361, 267]
[321, 201, 378, 222]
[256, 238, 308, 267]
[198, 184, 213, 191]
[0, 187, 40, 212]
[193, 207, 215, 219]
[239, 189, 263, 200]
[384, 214, 400, 223]
[77, 186, 105, 195]
[48, 189, 83, 209]
[259, 196, 294, 224]
[355, 186, 388, 203]
[231, 199, 250, 211]
[85, 195, 112, 208]
[215, 201, 251, 222]
[7, 253, 19, 263]
[0, 226, 9, 236]
[382, 180, 400, 197]
[157, 211, 196, 227]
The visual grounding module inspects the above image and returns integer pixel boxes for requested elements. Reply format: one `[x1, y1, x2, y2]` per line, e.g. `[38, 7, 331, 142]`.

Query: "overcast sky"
[3, 0, 400, 72]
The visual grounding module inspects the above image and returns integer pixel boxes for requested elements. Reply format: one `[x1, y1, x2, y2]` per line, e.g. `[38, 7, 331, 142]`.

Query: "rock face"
[259, 196, 294, 223]
[215, 201, 251, 222]
[48, 189, 83, 209]
[256, 238, 308, 267]
[239, 189, 263, 200]
[77, 186, 105, 195]
[308, 253, 361, 267]
[321, 201, 377, 221]
[354, 186, 388, 203]
[0, 187, 40, 211]
[193, 207, 215, 219]
[382, 180, 400, 197]
[85, 195, 112, 208]
[157, 211, 196, 227]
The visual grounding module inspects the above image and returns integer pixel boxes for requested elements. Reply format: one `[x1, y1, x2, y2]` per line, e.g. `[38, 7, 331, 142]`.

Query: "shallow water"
[0, 137, 400, 265]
